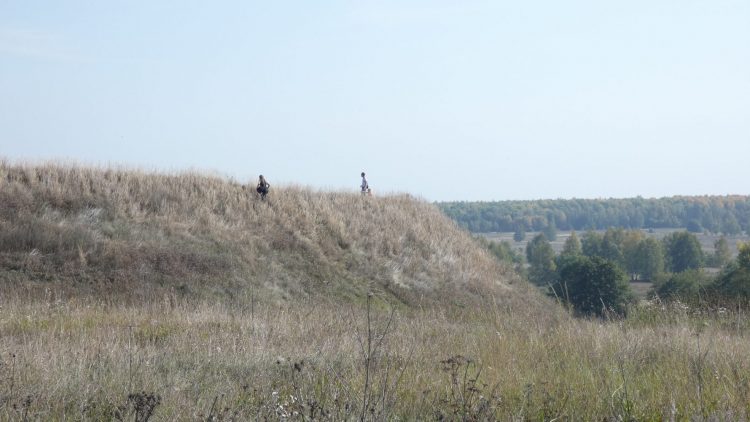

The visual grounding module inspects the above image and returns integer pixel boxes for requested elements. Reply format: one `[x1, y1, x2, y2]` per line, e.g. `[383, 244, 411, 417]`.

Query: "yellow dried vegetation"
[0, 160, 543, 312]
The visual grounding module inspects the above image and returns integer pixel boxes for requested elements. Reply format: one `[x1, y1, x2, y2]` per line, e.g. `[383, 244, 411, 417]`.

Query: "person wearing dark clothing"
[257, 175, 270, 199]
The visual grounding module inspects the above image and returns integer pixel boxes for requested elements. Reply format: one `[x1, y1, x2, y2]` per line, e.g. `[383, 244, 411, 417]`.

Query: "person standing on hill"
[256, 174, 270, 200]
[360, 172, 371, 195]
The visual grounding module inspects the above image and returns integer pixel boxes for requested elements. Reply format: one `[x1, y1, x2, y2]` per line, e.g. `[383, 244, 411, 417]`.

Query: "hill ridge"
[0, 161, 542, 312]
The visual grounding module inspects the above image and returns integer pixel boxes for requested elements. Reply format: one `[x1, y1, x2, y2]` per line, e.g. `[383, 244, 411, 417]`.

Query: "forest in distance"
[438, 195, 750, 235]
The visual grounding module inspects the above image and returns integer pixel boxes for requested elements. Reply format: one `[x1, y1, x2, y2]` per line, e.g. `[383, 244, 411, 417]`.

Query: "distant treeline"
[439, 196, 750, 234]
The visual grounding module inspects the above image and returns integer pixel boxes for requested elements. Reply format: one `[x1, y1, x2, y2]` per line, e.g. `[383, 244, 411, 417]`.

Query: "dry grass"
[0, 160, 536, 311]
[1, 297, 749, 420]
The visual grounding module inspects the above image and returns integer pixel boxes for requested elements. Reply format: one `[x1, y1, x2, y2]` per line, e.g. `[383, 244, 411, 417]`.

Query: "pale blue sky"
[1, 1, 748, 201]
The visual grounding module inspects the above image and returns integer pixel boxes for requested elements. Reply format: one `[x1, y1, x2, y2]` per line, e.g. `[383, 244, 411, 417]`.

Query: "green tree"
[582, 230, 603, 257]
[600, 228, 626, 268]
[477, 237, 523, 266]
[526, 233, 556, 286]
[663, 231, 704, 273]
[722, 215, 742, 235]
[622, 230, 645, 280]
[712, 243, 750, 299]
[542, 220, 557, 242]
[581, 228, 626, 269]
[710, 236, 731, 268]
[551, 255, 632, 317]
[630, 237, 664, 280]
[561, 231, 582, 257]
[740, 242, 750, 268]
[513, 225, 526, 242]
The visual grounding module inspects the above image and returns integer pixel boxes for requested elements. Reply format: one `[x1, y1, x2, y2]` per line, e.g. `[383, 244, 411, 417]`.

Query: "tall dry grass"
[0, 296, 749, 420]
[0, 160, 539, 313]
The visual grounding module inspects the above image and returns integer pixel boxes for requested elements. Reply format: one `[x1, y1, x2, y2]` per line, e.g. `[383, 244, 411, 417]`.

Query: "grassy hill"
[0, 161, 539, 311]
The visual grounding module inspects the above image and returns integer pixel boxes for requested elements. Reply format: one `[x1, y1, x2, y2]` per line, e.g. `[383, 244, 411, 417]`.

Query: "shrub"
[651, 270, 710, 302]
[711, 243, 750, 300]
[551, 255, 633, 317]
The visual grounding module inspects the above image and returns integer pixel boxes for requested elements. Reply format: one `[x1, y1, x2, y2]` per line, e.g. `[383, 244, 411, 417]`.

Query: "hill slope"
[0, 161, 542, 310]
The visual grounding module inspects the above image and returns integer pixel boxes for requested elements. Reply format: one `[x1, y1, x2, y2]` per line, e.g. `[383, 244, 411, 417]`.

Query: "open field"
[2, 295, 750, 420]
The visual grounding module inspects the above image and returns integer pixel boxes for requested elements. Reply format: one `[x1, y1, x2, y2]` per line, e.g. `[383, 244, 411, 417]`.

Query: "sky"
[1, 1, 748, 201]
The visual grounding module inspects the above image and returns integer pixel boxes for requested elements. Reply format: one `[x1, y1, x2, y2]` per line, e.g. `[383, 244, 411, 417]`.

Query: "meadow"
[2, 162, 750, 420]
[2, 294, 750, 420]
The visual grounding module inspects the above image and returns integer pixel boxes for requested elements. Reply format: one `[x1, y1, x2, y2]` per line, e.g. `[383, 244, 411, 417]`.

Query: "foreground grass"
[1, 296, 749, 420]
